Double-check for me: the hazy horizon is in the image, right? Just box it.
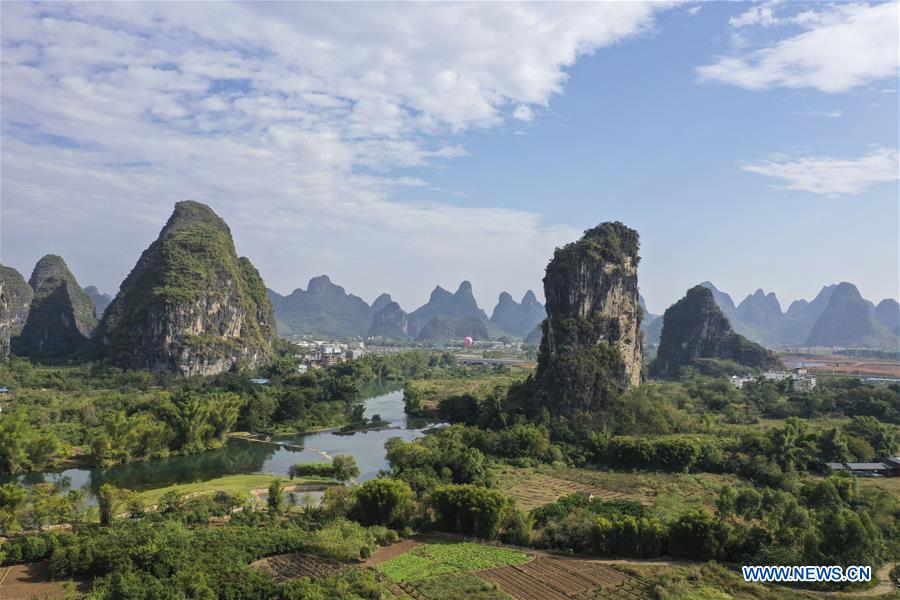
[2,2,898,315]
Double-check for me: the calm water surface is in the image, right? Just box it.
[11,389,428,502]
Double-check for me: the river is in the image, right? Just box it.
[10,389,429,503]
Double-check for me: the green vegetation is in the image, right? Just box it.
[137,474,307,506]
[405,572,513,600]
[0,350,439,475]
[12,254,97,360]
[353,478,416,528]
[288,454,359,483]
[385,366,898,589]
[651,285,783,377]
[376,542,530,582]
[428,485,512,539]
[95,201,276,371]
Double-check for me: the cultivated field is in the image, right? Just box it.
[249,552,349,582]
[375,541,530,582]
[780,353,900,378]
[406,369,531,410]
[478,556,653,600]
[0,562,90,600]
[495,465,740,516]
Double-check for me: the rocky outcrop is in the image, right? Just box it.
[368,301,409,338]
[415,315,489,342]
[270,275,373,338]
[96,201,276,375]
[84,286,113,317]
[406,281,492,338]
[534,222,643,417]
[650,286,783,377]
[0,265,34,356]
[490,290,546,337]
[12,255,96,358]
[806,283,898,349]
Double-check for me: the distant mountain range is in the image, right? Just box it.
[642,281,899,350]
[84,285,113,317]
[268,277,545,342]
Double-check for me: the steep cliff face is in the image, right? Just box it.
[13,255,96,358]
[0,265,34,356]
[368,301,409,338]
[650,286,783,377]
[534,222,643,417]
[96,201,275,375]
[490,290,546,337]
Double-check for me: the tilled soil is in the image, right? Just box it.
[249,552,349,582]
[476,556,651,600]
[0,562,91,600]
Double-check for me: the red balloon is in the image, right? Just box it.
[463,336,474,347]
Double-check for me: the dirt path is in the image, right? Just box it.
[363,538,423,566]
[797,562,898,598]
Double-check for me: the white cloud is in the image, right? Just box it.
[513,104,535,122]
[0,2,669,307]
[742,147,900,195]
[729,1,782,28]
[793,109,843,118]
[699,2,899,93]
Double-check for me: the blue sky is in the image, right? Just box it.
[1,1,898,314]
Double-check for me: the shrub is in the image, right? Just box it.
[308,518,376,561]
[288,462,336,479]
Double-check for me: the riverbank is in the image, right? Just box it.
[7,388,426,505]
[136,473,338,506]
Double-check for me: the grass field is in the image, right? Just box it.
[495,465,741,518]
[375,542,531,582]
[406,369,531,410]
[136,474,333,505]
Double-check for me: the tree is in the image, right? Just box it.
[332,455,360,483]
[66,490,88,531]
[0,411,34,474]
[354,479,415,528]
[668,510,729,561]
[98,483,129,525]
[428,484,511,539]
[267,479,285,515]
[0,483,27,535]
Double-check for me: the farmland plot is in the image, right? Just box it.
[250,552,349,582]
[476,557,652,600]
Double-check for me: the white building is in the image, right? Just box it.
[762,368,816,391]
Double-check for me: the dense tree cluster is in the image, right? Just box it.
[0,351,441,476]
